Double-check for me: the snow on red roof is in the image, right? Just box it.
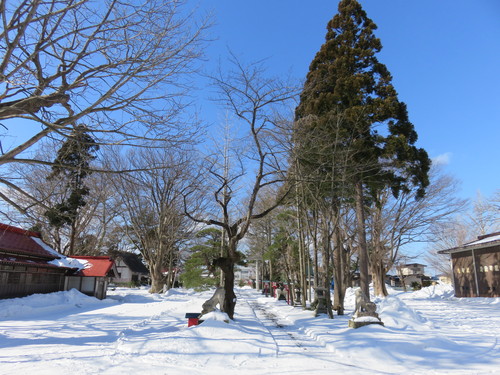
[0,223,57,260]
[0,256,70,270]
[70,256,115,277]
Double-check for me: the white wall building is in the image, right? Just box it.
[235,266,255,286]
[400,263,426,276]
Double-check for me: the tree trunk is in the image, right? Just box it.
[321,222,334,319]
[295,199,307,309]
[68,221,77,255]
[333,226,346,315]
[372,261,388,297]
[166,251,174,290]
[313,238,319,291]
[397,266,408,292]
[149,262,164,293]
[355,180,370,300]
[214,256,237,319]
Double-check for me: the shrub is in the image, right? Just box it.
[411,281,422,290]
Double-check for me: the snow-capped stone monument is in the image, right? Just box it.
[348,288,384,328]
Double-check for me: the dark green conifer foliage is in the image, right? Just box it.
[181,228,223,289]
[44,125,99,231]
[295,0,429,197]
[293,0,431,298]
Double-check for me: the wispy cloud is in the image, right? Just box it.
[432,152,452,166]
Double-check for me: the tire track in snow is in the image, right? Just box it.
[237,289,328,357]
[237,288,396,374]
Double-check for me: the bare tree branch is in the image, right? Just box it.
[0,0,210,200]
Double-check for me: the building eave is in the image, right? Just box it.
[438,239,500,255]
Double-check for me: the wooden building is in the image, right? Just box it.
[0,223,71,299]
[439,232,500,297]
[65,256,117,299]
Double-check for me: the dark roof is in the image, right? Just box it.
[402,263,426,267]
[477,231,500,241]
[114,252,149,274]
[438,233,500,254]
[0,223,58,261]
[70,256,116,277]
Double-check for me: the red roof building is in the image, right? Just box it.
[65,256,117,299]
[0,223,71,299]
[1,224,118,300]
[70,256,116,277]
[0,223,57,260]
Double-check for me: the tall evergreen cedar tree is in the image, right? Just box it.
[294,0,430,298]
[45,125,99,239]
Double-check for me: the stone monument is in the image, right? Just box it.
[348,288,384,328]
[275,283,287,301]
[294,286,302,306]
[201,287,225,315]
[312,287,333,317]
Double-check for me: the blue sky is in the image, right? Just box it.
[197,0,500,201]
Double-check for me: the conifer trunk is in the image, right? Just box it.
[333,225,346,315]
[321,222,334,318]
[355,180,370,300]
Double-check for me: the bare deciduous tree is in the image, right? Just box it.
[184,56,298,319]
[368,166,468,296]
[425,188,500,279]
[112,147,197,293]
[0,0,209,209]
[1,145,121,255]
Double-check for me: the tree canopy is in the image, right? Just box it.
[293,0,431,299]
[295,0,430,200]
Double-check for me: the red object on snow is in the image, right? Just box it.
[185,313,201,327]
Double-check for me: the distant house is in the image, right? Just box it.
[235,265,255,286]
[399,263,426,276]
[386,275,401,287]
[439,232,500,297]
[65,256,118,300]
[394,263,427,288]
[0,223,71,299]
[111,251,149,285]
[436,274,452,284]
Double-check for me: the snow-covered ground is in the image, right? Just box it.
[0,284,498,374]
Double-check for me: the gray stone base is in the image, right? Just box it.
[348,319,384,329]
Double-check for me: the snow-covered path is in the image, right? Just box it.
[236,288,373,373]
[0,285,499,374]
[238,289,396,374]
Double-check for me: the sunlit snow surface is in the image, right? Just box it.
[0,284,498,374]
